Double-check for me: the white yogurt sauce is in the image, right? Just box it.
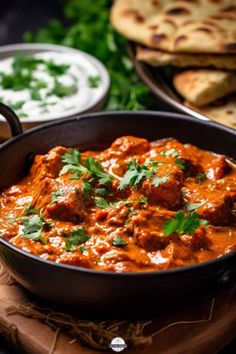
[0,51,105,120]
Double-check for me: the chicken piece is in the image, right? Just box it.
[45,182,86,223]
[185,186,234,226]
[30,146,68,183]
[207,156,231,180]
[163,242,198,267]
[141,165,184,208]
[0,222,19,240]
[32,177,86,222]
[106,204,130,227]
[181,227,211,251]
[107,136,150,158]
[151,139,203,176]
[132,209,175,251]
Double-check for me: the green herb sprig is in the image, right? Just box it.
[64,227,90,251]
[163,211,208,237]
[22,214,51,243]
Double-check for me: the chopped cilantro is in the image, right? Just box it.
[62,148,81,165]
[196,172,207,184]
[186,201,205,212]
[95,197,111,209]
[88,75,101,88]
[175,158,187,172]
[163,211,208,237]
[51,80,77,97]
[112,236,127,247]
[161,149,179,158]
[45,60,70,76]
[64,227,90,251]
[50,189,64,205]
[82,181,93,199]
[119,158,154,190]
[151,175,170,187]
[22,204,39,215]
[85,157,113,185]
[22,214,51,243]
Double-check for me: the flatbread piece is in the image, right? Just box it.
[185,96,236,129]
[173,69,236,106]
[111,0,236,54]
[136,46,236,70]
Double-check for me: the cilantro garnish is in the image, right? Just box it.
[175,158,187,172]
[22,204,39,216]
[85,157,113,185]
[161,149,179,158]
[50,188,64,205]
[95,198,111,209]
[196,172,207,184]
[45,61,70,76]
[186,201,205,212]
[88,75,101,88]
[163,211,208,237]
[64,227,90,251]
[82,181,93,199]
[151,175,170,187]
[22,214,51,243]
[51,80,77,97]
[112,236,128,247]
[94,187,111,197]
[118,158,154,190]
[60,148,88,178]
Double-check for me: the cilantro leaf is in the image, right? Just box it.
[88,75,101,88]
[85,157,113,185]
[82,181,93,199]
[196,172,207,184]
[163,211,207,237]
[112,236,128,247]
[161,149,179,158]
[124,197,147,205]
[50,188,64,205]
[186,201,205,211]
[119,158,154,190]
[22,204,39,216]
[95,197,111,209]
[51,80,77,97]
[94,187,111,196]
[22,214,50,243]
[151,175,169,187]
[64,227,90,251]
[62,148,81,165]
[175,158,187,172]
[45,60,70,76]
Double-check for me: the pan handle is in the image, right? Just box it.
[0,102,23,137]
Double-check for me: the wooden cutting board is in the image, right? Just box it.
[0,262,236,354]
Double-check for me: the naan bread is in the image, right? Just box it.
[185,96,236,129]
[111,0,236,54]
[173,69,236,106]
[136,46,236,70]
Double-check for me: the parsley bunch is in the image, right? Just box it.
[24,0,154,110]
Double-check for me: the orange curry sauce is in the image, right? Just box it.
[0,136,236,272]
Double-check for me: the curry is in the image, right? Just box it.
[0,136,235,272]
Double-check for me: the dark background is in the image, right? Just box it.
[0,1,235,353]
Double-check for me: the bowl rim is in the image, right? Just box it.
[0,110,235,277]
[0,43,110,123]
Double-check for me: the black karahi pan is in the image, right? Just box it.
[0,103,235,315]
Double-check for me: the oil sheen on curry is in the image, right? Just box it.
[0,136,236,272]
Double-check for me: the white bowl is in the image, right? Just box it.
[0,43,110,139]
